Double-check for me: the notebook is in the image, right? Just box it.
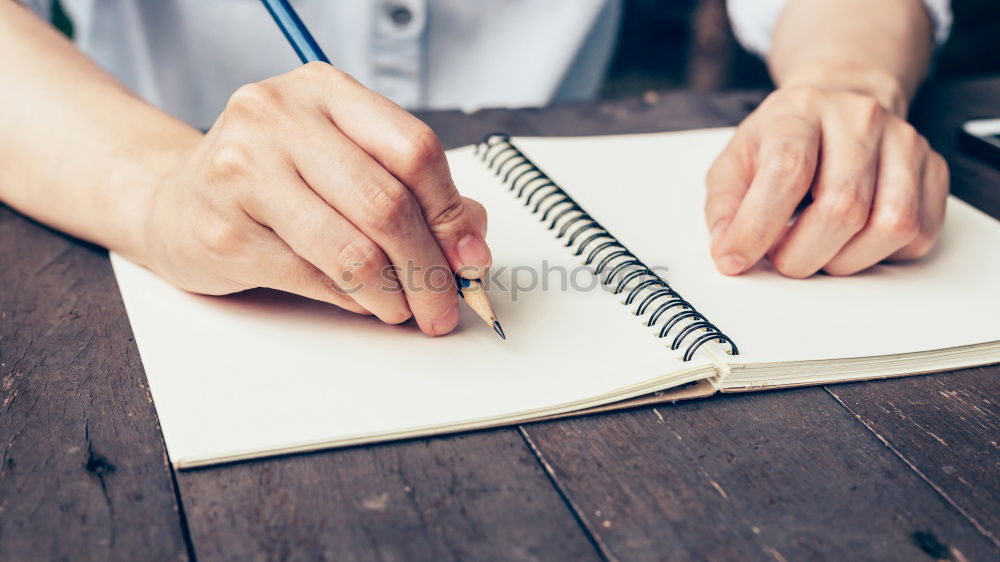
[110,128,1000,468]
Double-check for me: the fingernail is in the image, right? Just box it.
[456,233,491,276]
[716,254,747,276]
[431,303,459,335]
[710,219,730,245]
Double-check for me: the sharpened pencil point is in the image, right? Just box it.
[493,321,506,340]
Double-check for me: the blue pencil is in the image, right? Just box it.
[260,0,330,64]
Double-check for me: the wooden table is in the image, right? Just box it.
[2,77,998,562]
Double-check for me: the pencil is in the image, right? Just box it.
[260,0,330,64]
[456,275,506,340]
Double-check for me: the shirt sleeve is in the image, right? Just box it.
[14,0,52,20]
[727,0,953,58]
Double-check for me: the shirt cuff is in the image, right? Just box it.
[727,0,953,58]
[14,0,51,20]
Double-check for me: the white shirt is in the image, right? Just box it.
[20,0,951,130]
[727,0,952,57]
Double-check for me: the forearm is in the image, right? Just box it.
[0,1,200,258]
[767,0,935,116]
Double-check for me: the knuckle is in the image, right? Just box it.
[765,142,810,185]
[321,64,358,87]
[928,149,947,169]
[463,197,486,221]
[728,222,770,255]
[368,181,417,227]
[206,143,251,182]
[876,205,920,242]
[926,151,950,191]
[398,125,444,173]
[423,265,455,296]
[421,287,460,318]
[895,121,925,152]
[198,217,244,255]
[426,195,467,232]
[783,85,823,111]
[900,232,938,260]
[226,82,279,120]
[295,61,358,90]
[820,188,869,230]
[464,197,488,233]
[335,236,382,278]
[298,60,332,80]
[850,95,885,129]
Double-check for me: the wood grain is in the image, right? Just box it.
[0,211,190,561]
[177,430,601,562]
[522,386,999,561]
[826,368,1000,546]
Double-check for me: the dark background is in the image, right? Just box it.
[602,0,1000,96]
[51,0,1000,97]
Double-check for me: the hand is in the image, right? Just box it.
[138,62,490,335]
[705,85,948,278]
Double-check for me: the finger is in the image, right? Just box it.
[704,131,755,246]
[253,233,372,316]
[241,170,412,325]
[463,196,488,238]
[291,122,459,336]
[892,148,949,261]
[822,123,925,275]
[711,114,820,275]
[298,64,492,278]
[767,104,883,278]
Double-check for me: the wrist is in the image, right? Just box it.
[105,130,200,264]
[777,62,910,117]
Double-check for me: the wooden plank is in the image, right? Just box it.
[521,387,999,561]
[826,368,1000,546]
[177,430,602,561]
[0,208,190,561]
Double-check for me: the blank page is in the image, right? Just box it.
[112,145,710,468]
[512,130,1000,367]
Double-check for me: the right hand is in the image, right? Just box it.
[137,62,491,336]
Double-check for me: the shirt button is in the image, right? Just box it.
[388,4,413,27]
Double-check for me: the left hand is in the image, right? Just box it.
[704,85,949,278]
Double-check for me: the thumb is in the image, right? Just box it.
[463,196,488,238]
[423,189,492,280]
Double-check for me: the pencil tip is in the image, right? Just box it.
[493,321,506,340]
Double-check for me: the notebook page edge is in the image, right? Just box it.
[172,363,715,469]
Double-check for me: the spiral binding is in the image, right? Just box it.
[476,133,738,362]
